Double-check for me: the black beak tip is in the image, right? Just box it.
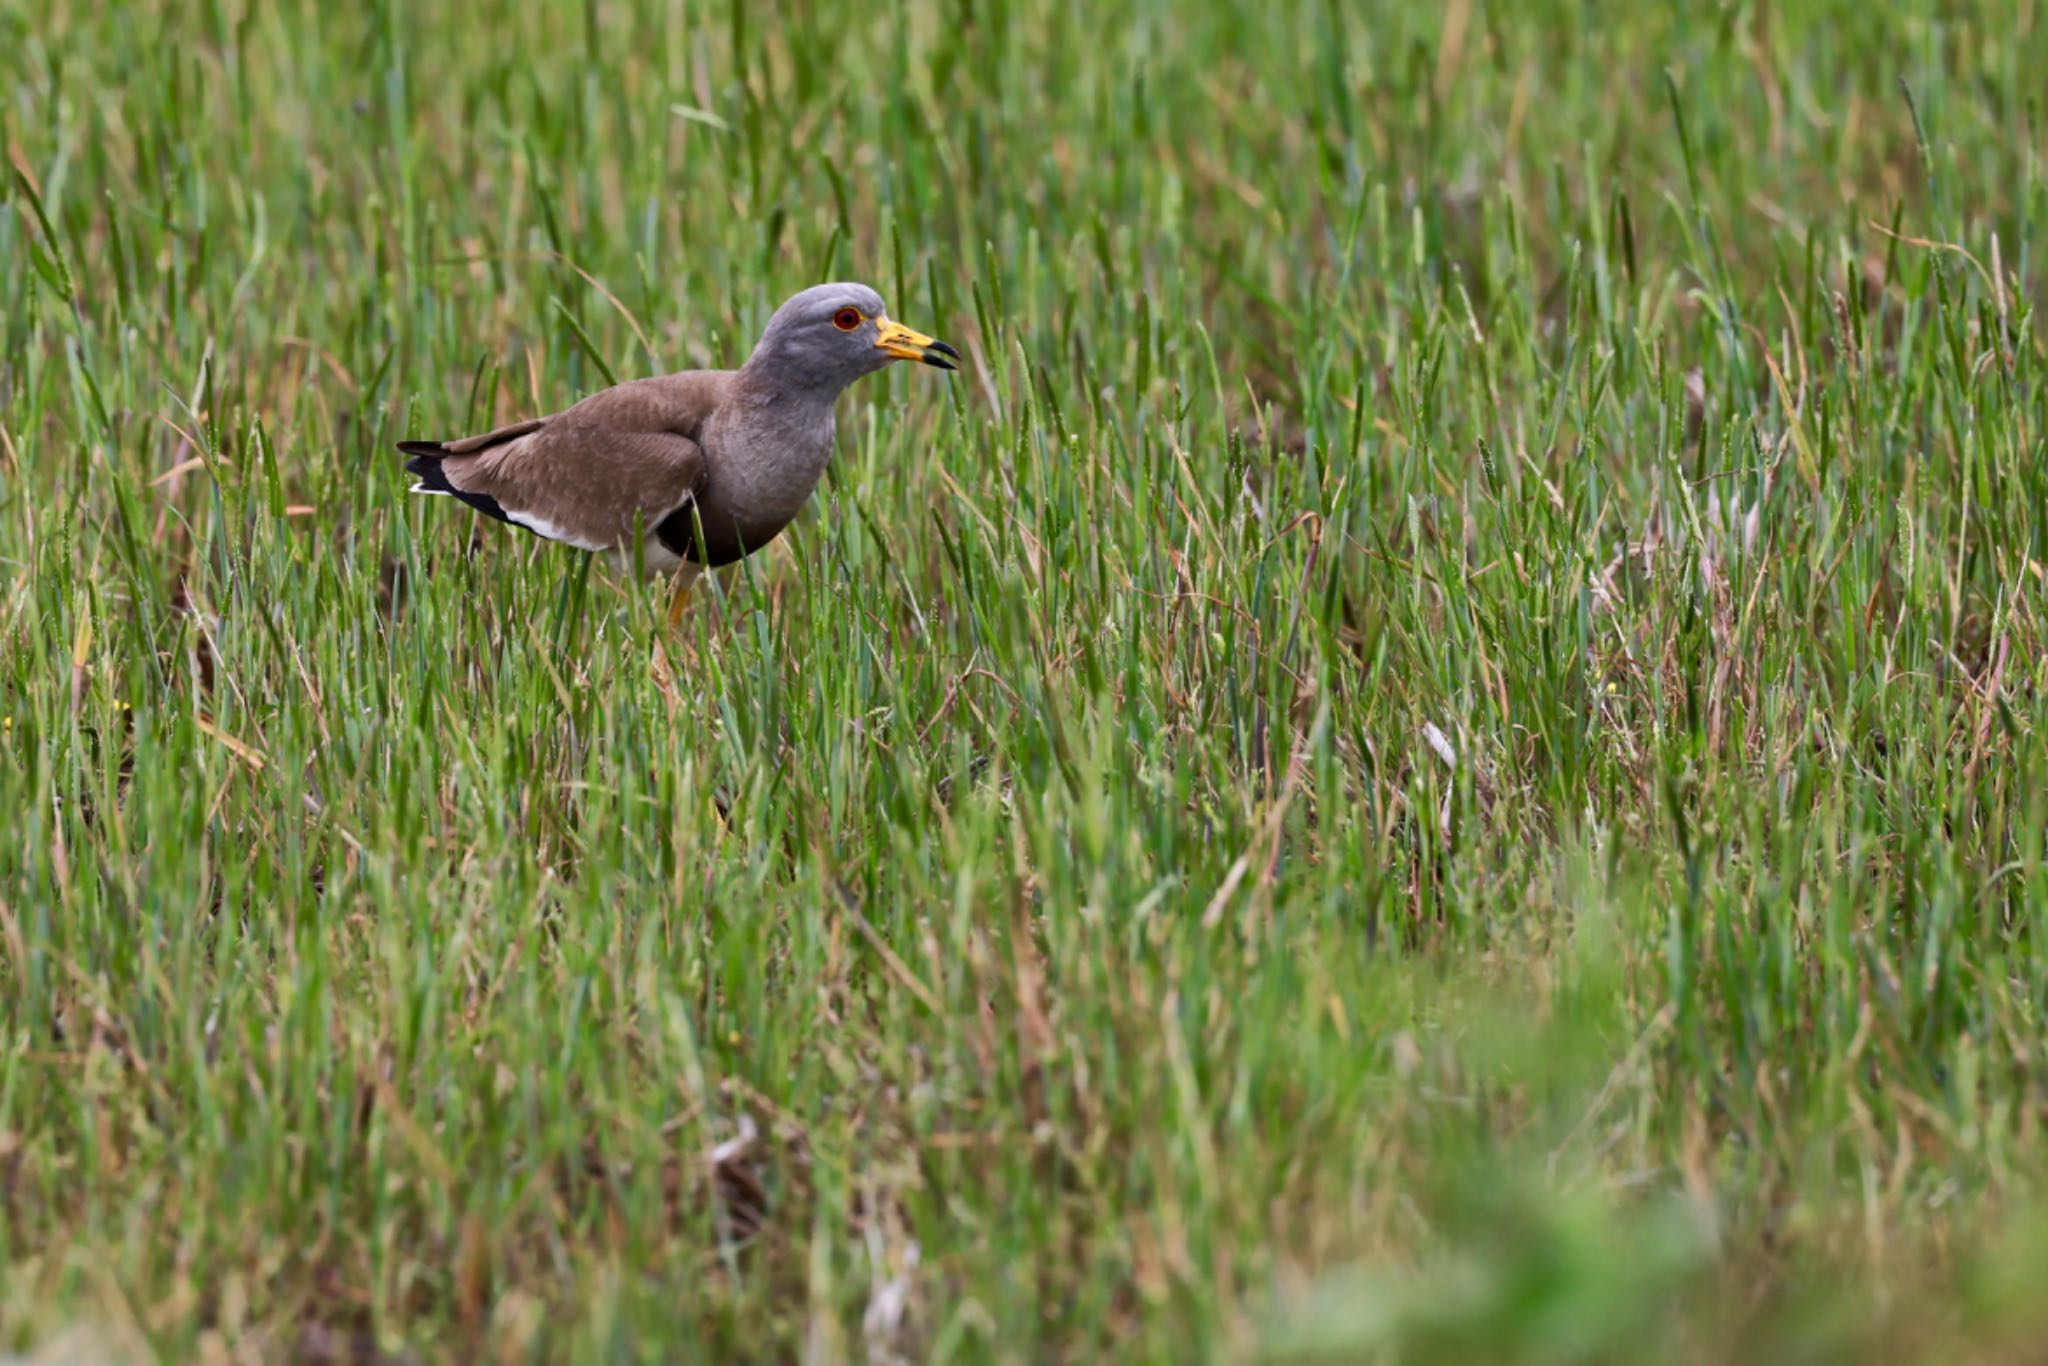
[921,342,960,371]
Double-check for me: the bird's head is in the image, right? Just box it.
[746,282,959,392]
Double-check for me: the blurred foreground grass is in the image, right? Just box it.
[5,0,2048,1359]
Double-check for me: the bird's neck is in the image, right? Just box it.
[731,357,841,410]
[708,367,842,523]
[734,328,855,402]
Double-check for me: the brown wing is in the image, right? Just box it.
[414,373,726,552]
[441,417,545,455]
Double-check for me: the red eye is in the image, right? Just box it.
[833,307,862,332]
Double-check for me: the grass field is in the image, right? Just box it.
[5,0,2048,1359]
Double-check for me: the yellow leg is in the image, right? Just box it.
[666,575,693,629]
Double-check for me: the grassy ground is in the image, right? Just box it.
[4,0,2048,1359]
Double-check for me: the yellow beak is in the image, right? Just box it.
[873,318,961,370]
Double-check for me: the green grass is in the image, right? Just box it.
[5,0,2048,1359]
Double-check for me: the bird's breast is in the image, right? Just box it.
[701,410,836,528]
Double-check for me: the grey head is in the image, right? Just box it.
[739,282,959,396]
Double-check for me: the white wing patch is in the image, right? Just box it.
[505,510,608,552]
[615,539,691,579]
[408,483,451,497]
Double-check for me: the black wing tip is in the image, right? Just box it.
[406,454,512,525]
[404,453,451,489]
[397,439,446,457]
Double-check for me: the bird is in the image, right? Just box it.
[399,282,957,619]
